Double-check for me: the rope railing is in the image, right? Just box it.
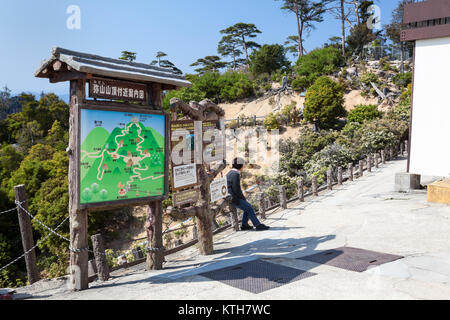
[0,200,27,216]
[0,215,70,272]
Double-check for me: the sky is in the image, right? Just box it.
[0,0,398,97]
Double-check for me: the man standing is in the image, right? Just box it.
[226,158,270,231]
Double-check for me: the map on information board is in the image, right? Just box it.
[80,109,166,205]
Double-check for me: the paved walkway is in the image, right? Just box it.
[16,158,450,300]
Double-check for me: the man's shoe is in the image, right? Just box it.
[255,224,270,231]
[241,225,254,231]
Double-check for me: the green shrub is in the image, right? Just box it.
[347,104,382,124]
[293,47,343,91]
[304,76,346,129]
[342,121,363,139]
[360,72,379,86]
[352,118,408,156]
[305,143,355,183]
[163,71,255,107]
[249,44,290,76]
[393,72,412,89]
[263,113,280,130]
[279,128,339,177]
[217,72,255,101]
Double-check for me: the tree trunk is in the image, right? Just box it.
[295,4,304,57]
[242,35,249,69]
[341,0,346,55]
[353,0,361,25]
[196,212,214,255]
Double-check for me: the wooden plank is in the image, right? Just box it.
[88,77,147,102]
[50,70,85,83]
[69,79,89,291]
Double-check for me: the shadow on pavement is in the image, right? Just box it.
[89,233,336,290]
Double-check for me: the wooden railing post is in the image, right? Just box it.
[132,247,144,261]
[405,140,409,155]
[348,163,354,182]
[327,168,333,190]
[146,201,164,270]
[91,234,110,281]
[338,167,343,186]
[258,192,266,220]
[381,150,386,164]
[14,185,39,285]
[359,160,364,178]
[230,205,240,231]
[312,176,318,196]
[400,142,404,156]
[193,225,198,239]
[389,147,394,161]
[374,153,379,169]
[367,154,372,173]
[297,179,305,202]
[279,185,287,209]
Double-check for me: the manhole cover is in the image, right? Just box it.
[297,247,403,272]
[200,259,316,294]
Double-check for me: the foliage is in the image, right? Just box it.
[119,51,136,62]
[360,72,379,86]
[217,72,255,101]
[220,23,262,66]
[0,92,126,287]
[263,113,281,130]
[276,0,328,57]
[218,35,244,71]
[279,127,339,177]
[303,76,346,129]
[347,104,382,124]
[163,71,255,107]
[346,23,378,56]
[292,47,343,92]
[352,118,408,156]
[150,51,183,74]
[393,72,412,89]
[249,44,290,76]
[190,56,227,74]
[305,143,355,185]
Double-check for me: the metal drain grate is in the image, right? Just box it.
[297,247,403,272]
[200,259,316,294]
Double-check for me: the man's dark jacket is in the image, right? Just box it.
[226,169,246,206]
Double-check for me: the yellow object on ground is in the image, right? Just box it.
[428,179,450,205]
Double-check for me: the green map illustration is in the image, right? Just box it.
[80,109,165,205]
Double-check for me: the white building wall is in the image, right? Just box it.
[409,36,450,177]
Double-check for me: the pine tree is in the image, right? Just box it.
[218,35,243,71]
[220,23,261,68]
[190,56,227,74]
[276,0,328,57]
[119,51,137,62]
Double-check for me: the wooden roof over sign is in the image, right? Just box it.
[402,0,450,41]
[35,47,192,89]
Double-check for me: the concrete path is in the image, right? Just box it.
[16,158,450,300]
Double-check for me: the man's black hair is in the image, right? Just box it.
[232,157,244,170]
